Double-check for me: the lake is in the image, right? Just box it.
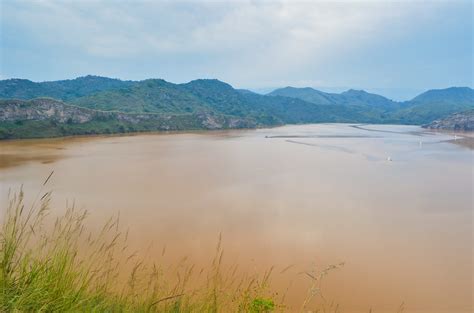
[0,124,472,313]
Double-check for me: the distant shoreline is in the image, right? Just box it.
[0,122,411,142]
[1,122,472,144]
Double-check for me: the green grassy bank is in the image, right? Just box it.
[0,181,342,312]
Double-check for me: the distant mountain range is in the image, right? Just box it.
[268,86,474,124]
[0,75,472,139]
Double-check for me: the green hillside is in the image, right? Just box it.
[0,75,135,101]
[0,76,472,139]
[268,87,335,105]
[71,79,210,114]
[268,86,473,124]
[391,87,474,124]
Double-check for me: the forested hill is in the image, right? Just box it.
[0,76,136,101]
[0,76,472,139]
[269,86,474,124]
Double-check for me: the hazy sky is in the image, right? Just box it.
[1,0,472,100]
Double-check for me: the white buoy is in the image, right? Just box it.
[454,135,458,141]
[419,141,423,147]
[387,156,392,162]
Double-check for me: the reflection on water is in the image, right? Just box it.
[0,124,472,313]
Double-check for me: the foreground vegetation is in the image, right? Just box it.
[0,179,343,312]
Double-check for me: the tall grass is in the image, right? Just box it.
[0,177,344,312]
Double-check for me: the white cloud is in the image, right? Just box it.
[1,0,470,91]
[3,1,440,56]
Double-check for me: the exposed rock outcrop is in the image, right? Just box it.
[0,98,258,138]
[0,98,109,123]
[423,110,474,131]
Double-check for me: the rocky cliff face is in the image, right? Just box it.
[0,98,260,139]
[0,98,107,123]
[0,98,257,131]
[423,110,474,131]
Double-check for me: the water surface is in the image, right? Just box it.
[0,124,472,313]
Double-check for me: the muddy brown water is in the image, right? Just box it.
[0,124,472,313]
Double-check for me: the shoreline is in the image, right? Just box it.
[0,121,428,142]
